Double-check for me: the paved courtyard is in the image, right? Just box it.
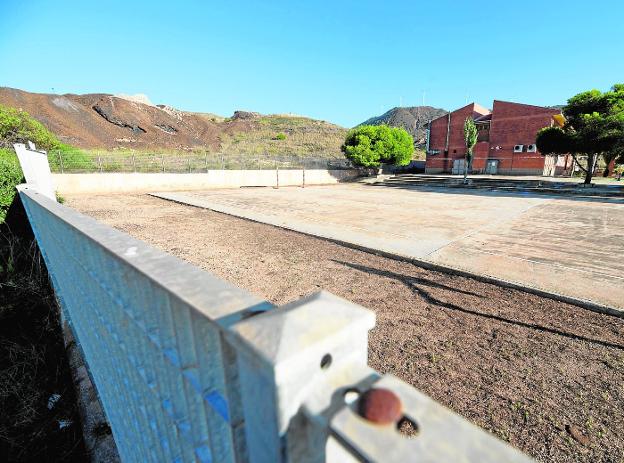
[154,184,624,312]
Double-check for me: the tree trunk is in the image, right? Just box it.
[584,154,595,184]
[463,152,470,184]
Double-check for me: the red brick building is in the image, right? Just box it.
[425,100,571,175]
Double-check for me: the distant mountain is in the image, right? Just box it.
[0,87,346,155]
[359,106,448,146]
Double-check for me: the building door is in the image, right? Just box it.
[452,159,465,175]
[485,160,499,175]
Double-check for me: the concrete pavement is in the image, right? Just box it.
[153,184,624,314]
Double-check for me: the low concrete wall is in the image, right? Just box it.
[52,169,360,194]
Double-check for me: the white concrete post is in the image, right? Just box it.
[226,292,375,462]
[14,142,57,201]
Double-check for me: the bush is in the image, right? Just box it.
[0,104,80,220]
[274,132,287,140]
[0,104,63,151]
[341,125,413,167]
[0,149,23,223]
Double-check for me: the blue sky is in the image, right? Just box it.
[1,0,623,127]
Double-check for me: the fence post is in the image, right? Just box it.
[188,157,192,173]
[132,154,136,173]
[98,154,102,173]
[59,151,64,173]
[275,160,279,189]
[205,152,209,173]
[221,154,225,170]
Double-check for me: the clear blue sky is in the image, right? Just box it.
[1,0,623,127]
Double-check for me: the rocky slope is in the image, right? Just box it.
[0,87,346,154]
[360,106,447,146]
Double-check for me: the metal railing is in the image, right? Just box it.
[47,151,354,174]
[18,185,532,462]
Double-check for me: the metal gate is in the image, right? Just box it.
[485,160,499,175]
[452,159,465,175]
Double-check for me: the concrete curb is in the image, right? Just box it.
[151,192,624,320]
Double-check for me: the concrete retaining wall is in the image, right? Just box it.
[52,169,361,194]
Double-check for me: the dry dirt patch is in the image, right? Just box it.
[67,193,624,463]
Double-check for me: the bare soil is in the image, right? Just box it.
[67,193,624,463]
[0,87,346,153]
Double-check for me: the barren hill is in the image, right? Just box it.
[0,87,346,155]
[360,106,448,146]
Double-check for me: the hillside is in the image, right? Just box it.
[360,106,447,146]
[0,87,346,156]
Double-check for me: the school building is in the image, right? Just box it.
[425,100,572,176]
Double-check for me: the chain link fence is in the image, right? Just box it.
[48,150,354,174]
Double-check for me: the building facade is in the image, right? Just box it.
[426,100,571,176]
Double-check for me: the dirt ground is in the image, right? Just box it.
[66,193,624,463]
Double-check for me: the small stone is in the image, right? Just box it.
[566,424,590,446]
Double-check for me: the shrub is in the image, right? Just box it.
[0,149,23,222]
[0,104,63,151]
[274,132,287,140]
[341,125,413,167]
[0,104,80,220]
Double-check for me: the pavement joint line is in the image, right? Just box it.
[464,247,624,280]
[422,198,548,259]
[150,192,624,319]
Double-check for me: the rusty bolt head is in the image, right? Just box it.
[358,388,403,425]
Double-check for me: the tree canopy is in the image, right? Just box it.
[341,125,413,168]
[462,117,478,182]
[535,84,624,183]
[463,117,478,157]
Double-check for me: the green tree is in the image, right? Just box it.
[536,84,624,184]
[341,125,413,168]
[463,117,478,183]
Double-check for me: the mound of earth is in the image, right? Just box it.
[0,87,346,153]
